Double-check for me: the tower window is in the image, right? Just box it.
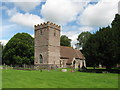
[40,30,42,35]
[60,60,62,67]
[54,30,56,36]
[40,54,43,63]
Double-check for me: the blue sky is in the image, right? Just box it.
[0,0,119,47]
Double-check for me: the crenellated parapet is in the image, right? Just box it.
[34,21,61,30]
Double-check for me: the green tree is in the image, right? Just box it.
[76,32,91,50]
[83,14,120,69]
[83,34,99,68]
[95,26,114,69]
[60,35,71,47]
[2,33,34,65]
[111,14,120,64]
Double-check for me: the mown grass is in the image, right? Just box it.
[2,69,118,88]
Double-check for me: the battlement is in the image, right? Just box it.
[34,21,61,30]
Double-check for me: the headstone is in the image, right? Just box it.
[0,67,2,69]
[61,69,67,72]
[23,64,25,69]
[99,64,102,68]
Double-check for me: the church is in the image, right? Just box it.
[34,21,86,68]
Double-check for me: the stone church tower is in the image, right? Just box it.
[34,21,60,65]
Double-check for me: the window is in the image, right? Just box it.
[40,30,42,35]
[60,60,62,67]
[73,60,76,64]
[54,30,56,36]
[40,54,43,63]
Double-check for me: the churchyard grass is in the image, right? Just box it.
[2,69,118,88]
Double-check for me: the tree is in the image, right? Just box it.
[111,14,120,64]
[83,34,99,68]
[76,32,91,50]
[83,14,120,69]
[2,33,34,66]
[95,26,114,69]
[60,35,71,47]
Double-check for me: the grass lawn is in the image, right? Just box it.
[2,69,119,88]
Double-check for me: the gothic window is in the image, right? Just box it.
[73,60,76,68]
[40,30,42,35]
[60,60,62,67]
[73,60,76,64]
[40,54,43,63]
[54,30,56,36]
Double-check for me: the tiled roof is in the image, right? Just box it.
[60,46,85,64]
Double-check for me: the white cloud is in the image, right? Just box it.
[61,25,94,48]
[79,26,94,32]
[3,0,43,12]
[0,6,8,10]
[6,8,17,16]
[118,1,120,14]
[2,0,45,2]
[61,31,79,48]
[41,0,84,25]
[5,7,44,27]
[10,13,44,27]
[1,24,17,30]
[13,1,40,12]
[0,24,17,37]
[31,34,34,38]
[79,0,119,27]
[0,40,8,46]
[0,24,18,41]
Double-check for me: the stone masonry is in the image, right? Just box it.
[34,21,60,65]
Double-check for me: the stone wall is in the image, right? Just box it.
[34,22,60,65]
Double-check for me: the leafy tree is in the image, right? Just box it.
[83,14,120,69]
[83,34,99,68]
[60,35,71,47]
[2,33,34,65]
[111,14,120,64]
[76,32,91,50]
[95,26,114,69]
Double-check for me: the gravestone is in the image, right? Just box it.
[61,69,67,72]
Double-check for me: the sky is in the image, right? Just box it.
[0,0,119,47]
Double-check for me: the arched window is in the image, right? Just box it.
[73,60,76,68]
[40,30,42,35]
[40,54,43,63]
[60,60,62,67]
[54,30,56,36]
[73,60,76,64]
